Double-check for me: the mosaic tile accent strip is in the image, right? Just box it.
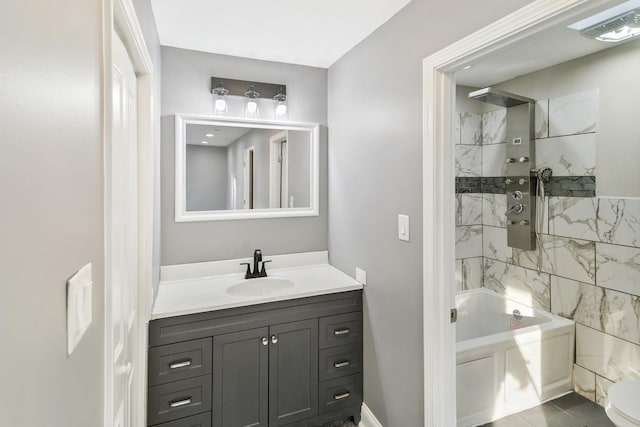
[455,176,596,197]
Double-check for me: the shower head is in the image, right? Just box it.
[468,87,535,107]
[537,167,553,183]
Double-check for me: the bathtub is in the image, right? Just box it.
[455,288,575,427]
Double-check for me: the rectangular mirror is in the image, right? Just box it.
[175,114,319,221]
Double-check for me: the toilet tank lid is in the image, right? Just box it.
[609,380,640,422]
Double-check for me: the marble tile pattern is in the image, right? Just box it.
[595,375,613,407]
[536,134,596,176]
[597,198,640,248]
[596,242,640,296]
[482,108,506,145]
[573,364,596,402]
[483,258,551,311]
[548,197,598,241]
[481,143,507,177]
[455,225,482,259]
[483,225,512,263]
[512,235,596,284]
[551,275,640,344]
[576,324,640,383]
[455,194,462,227]
[454,113,461,145]
[535,99,549,139]
[462,257,483,290]
[455,145,482,177]
[460,112,482,145]
[482,194,507,228]
[460,194,483,226]
[548,89,598,137]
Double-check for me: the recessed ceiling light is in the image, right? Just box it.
[201,141,208,144]
[463,65,472,70]
[206,133,214,137]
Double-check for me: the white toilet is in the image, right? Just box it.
[605,380,640,427]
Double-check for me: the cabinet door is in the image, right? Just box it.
[213,327,269,427]
[269,319,319,426]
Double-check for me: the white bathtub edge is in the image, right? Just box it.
[360,403,384,427]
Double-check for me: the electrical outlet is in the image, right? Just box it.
[355,267,367,285]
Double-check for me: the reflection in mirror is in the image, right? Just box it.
[175,115,319,221]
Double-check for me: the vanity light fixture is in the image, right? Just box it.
[569,0,640,43]
[212,81,229,114]
[244,85,260,118]
[210,77,287,119]
[274,87,288,118]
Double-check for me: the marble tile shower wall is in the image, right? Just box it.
[455,89,640,406]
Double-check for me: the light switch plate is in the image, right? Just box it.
[398,214,410,241]
[67,263,93,355]
[355,267,367,285]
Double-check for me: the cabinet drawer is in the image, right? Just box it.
[149,338,212,386]
[318,374,363,414]
[153,412,211,427]
[319,344,362,381]
[148,375,212,425]
[318,312,362,349]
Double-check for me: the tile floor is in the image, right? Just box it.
[480,393,615,427]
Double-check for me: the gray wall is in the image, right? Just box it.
[493,38,640,197]
[132,0,163,302]
[327,0,533,424]
[0,1,105,426]
[161,47,328,264]
[186,145,228,211]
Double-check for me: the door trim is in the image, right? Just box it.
[421,0,608,425]
[104,0,154,426]
[269,130,288,208]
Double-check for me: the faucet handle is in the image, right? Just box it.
[259,260,272,277]
[240,262,252,279]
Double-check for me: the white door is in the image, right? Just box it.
[109,31,139,427]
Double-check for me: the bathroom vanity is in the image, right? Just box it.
[147,255,363,427]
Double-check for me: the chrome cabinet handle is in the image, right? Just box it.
[169,359,192,369]
[334,360,351,368]
[262,337,268,346]
[271,335,278,344]
[333,328,350,336]
[169,398,192,408]
[334,392,350,400]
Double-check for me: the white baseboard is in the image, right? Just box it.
[360,403,383,427]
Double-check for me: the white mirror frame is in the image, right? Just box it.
[175,113,320,222]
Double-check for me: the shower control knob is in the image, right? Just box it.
[513,191,523,200]
[519,220,530,226]
[518,178,527,185]
[505,178,513,185]
[505,203,524,216]
[505,158,516,163]
[518,157,529,163]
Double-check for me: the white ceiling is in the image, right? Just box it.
[456,0,636,87]
[186,124,251,147]
[150,0,412,68]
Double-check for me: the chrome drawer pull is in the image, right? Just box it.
[169,398,192,408]
[334,360,351,368]
[333,328,350,336]
[334,392,350,400]
[169,359,192,369]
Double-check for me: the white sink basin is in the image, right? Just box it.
[226,277,295,297]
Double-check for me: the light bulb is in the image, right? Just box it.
[214,97,227,113]
[275,102,287,118]
[246,100,258,115]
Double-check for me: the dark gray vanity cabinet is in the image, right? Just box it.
[147,290,363,427]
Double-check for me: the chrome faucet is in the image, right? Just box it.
[240,249,271,279]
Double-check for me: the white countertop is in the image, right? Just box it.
[152,263,363,320]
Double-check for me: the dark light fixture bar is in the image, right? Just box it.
[210,77,286,99]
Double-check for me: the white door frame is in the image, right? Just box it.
[269,130,289,208]
[243,145,256,209]
[421,0,610,424]
[104,0,154,426]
